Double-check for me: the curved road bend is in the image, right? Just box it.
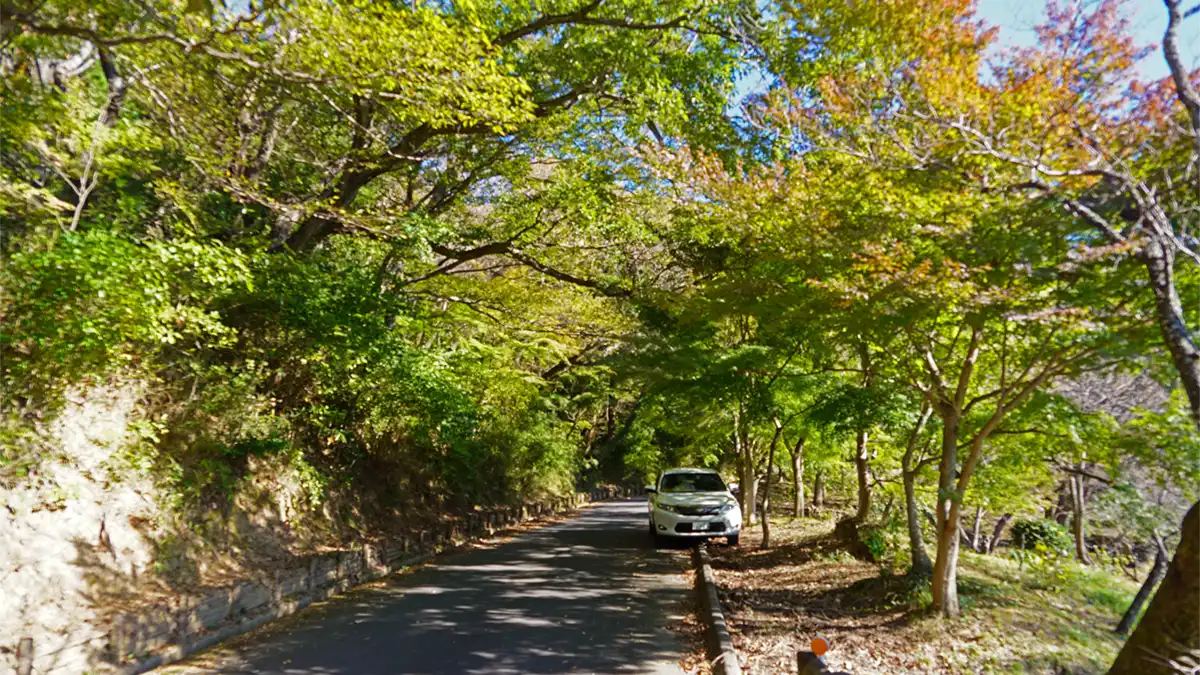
[161,499,693,675]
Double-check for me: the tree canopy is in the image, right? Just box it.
[2,0,1198,671]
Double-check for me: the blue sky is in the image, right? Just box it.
[730,0,1198,106]
[977,0,1200,80]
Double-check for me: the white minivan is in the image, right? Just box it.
[646,468,742,546]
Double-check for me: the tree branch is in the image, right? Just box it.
[428,241,632,297]
[953,326,982,411]
[492,0,691,48]
[1050,461,1114,485]
[1163,0,1200,204]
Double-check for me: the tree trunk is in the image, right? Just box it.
[741,435,758,527]
[904,466,932,578]
[1115,535,1170,637]
[791,437,806,518]
[734,401,753,523]
[734,407,749,521]
[1106,501,1199,674]
[971,506,985,553]
[813,470,825,509]
[733,433,745,516]
[760,480,771,547]
[1099,17,1200,667]
[1139,236,1200,427]
[761,420,783,549]
[1070,472,1092,564]
[932,411,962,617]
[987,513,1013,554]
[854,429,871,522]
[903,402,933,577]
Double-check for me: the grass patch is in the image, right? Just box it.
[1083,586,1132,614]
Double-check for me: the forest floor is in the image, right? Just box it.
[708,516,1142,674]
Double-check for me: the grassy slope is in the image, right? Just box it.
[708,517,1141,674]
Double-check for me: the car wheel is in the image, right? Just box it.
[727,533,739,546]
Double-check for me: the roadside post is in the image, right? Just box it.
[797,635,850,674]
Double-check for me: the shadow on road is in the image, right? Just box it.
[175,499,689,675]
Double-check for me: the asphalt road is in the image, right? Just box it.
[164,499,692,675]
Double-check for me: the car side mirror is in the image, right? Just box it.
[729,484,740,496]
[645,485,656,494]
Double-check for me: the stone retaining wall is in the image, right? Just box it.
[11,487,633,675]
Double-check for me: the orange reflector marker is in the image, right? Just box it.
[811,634,830,657]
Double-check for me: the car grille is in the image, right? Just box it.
[675,504,724,516]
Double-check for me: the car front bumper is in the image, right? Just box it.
[651,507,741,538]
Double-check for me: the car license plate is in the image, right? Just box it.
[702,521,718,531]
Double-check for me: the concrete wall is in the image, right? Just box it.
[7,487,631,675]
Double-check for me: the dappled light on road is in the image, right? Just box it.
[162,500,689,675]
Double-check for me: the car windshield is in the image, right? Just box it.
[659,473,726,493]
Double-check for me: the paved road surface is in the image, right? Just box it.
[164,499,692,675]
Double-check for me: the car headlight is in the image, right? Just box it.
[718,502,736,513]
[657,502,681,514]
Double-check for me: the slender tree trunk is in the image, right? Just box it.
[971,506,985,553]
[854,429,871,522]
[904,466,932,578]
[734,407,748,520]
[813,470,825,509]
[987,513,1013,554]
[932,411,962,617]
[761,420,783,549]
[1115,535,1170,637]
[1106,501,1199,674]
[744,471,758,526]
[902,402,933,578]
[933,357,1005,619]
[742,435,758,526]
[791,437,806,518]
[853,342,874,523]
[1070,472,1092,564]
[760,482,771,547]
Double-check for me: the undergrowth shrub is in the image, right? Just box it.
[859,523,889,562]
[1011,518,1074,554]
[1,230,250,408]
